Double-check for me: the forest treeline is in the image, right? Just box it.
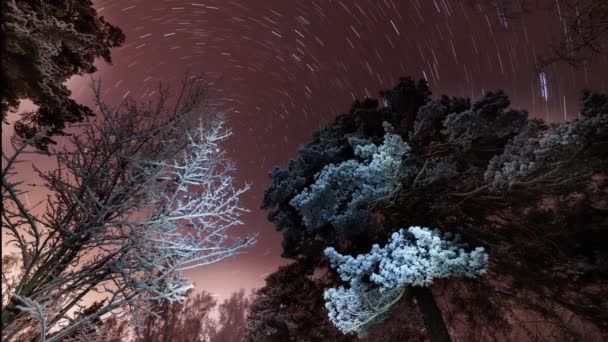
[87,289,252,342]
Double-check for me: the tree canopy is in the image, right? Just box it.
[2,0,125,148]
[252,76,608,340]
[1,78,255,341]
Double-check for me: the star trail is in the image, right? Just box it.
[61,0,607,301]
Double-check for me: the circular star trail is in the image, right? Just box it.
[65,0,607,301]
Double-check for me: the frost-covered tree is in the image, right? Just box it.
[262,78,433,259]
[1,77,255,341]
[91,288,251,342]
[130,289,217,342]
[290,122,414,236]
[260,76,607,340]
[261,124,354,258]
[324,227,488,336]
[441,90,528,150]
[208,290,253,342]
[485,92,608,189]
[2,0,125,148]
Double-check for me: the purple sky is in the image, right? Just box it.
[12,0,608,302]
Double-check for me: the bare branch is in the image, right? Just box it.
[1,76,255,341]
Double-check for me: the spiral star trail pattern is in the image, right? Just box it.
[61,0,606,301]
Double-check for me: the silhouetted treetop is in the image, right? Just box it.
[2,0,125,148]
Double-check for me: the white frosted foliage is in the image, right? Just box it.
[1,80,255,342]
[324,226,488,335]
[289,122,413,235]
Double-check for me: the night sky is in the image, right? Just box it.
[16,0,608,302]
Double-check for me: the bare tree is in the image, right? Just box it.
[132,289,217,342]
[208,289,252,342]
[1,77,256,341]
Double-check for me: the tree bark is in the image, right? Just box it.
[413,286,452,342]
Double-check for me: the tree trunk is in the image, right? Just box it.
[412,287,452,342]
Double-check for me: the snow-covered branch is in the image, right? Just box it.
[1,77,255,341]
[324,226,488,336]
